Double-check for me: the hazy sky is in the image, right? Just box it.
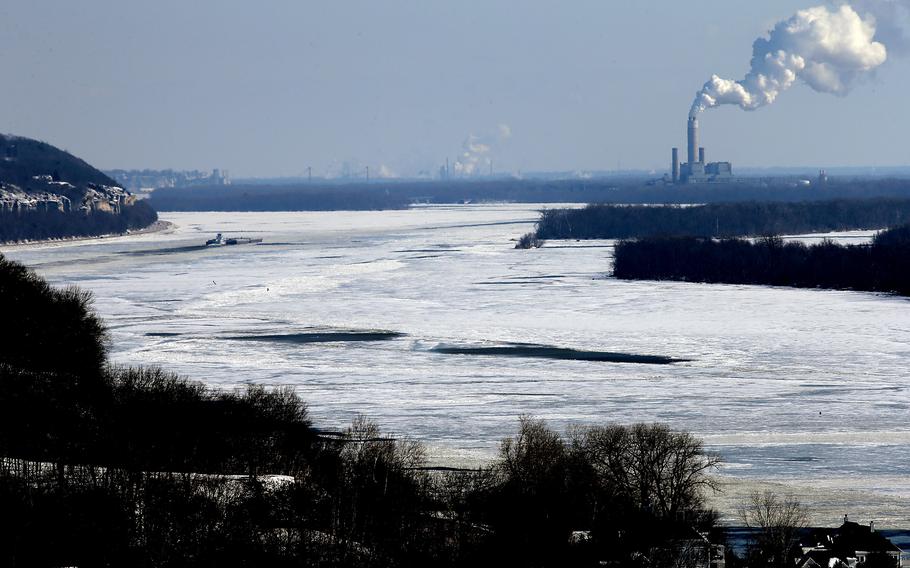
[2,1,908,177]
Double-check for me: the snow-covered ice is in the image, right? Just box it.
[5,204,909,520]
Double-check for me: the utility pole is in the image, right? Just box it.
[365,166,369,182]
[307,166,312,182]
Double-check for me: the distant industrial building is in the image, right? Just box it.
[671,116,733,183]
[105,168,230,192]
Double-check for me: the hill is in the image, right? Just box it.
[0,134,157,242]
[0,134,117,188]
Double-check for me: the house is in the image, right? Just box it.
[796,516,903,568]
[646,527,725,568]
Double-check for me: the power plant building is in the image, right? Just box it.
[671,116,733,183]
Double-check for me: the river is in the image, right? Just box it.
[4,204,909,526]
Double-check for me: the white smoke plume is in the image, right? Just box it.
[850,0,910,53]
[453,124,511,176]
[690,3,888,117]
[376,164,397,179]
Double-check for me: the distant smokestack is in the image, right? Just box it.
[699,147,705,163]
[671,148,680,183]
[687,116,698,165]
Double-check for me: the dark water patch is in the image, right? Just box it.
[408,466,476,472]
[803,384,904,397]
[422,219,537,230]
[433,344,686,365]
[488,392,562,397]
[474,281,552,286]
[503,274,567,280]
[145,332,182,337]
[539,244,615,249]
[315,255,344,259]
[395,248,463,253]
[478,275,568,285]
[121,245,209,257]
[224,331,405,344]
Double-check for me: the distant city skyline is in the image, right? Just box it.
[2,1,909,177]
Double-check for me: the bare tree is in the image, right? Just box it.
[739,491,809,568]
[580,423,720,519]
[499,416,567,487]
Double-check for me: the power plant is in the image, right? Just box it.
[671,116,733,183]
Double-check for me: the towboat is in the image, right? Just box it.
[205,233,262,247]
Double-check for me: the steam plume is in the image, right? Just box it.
[851,0,910,54]
[453,124,511,176]
[690,4,887,117]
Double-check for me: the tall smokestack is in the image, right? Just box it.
[671,148,680,183]
[699,147,705,163]
[687,116,698,165]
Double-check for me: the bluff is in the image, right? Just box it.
[0,134,157,242]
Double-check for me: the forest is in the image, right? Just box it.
[612,224,910,296]
[533,198,910,241]
[0,252,743,567]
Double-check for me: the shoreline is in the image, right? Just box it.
[0,219,175,250]
[423,447,910,530]
[708,475,910,529]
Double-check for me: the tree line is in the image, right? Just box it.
[533,199,910,241]
[612,224,910,296]
[153,177,910,211]
[149,184,412,211]
[0,200,158,243]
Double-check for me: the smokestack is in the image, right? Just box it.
[699,147,705,163]
[687,116,698,165]
[671,148,680,183]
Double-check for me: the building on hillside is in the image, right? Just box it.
[795,517,903,567]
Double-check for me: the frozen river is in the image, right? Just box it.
[4,205,910,523]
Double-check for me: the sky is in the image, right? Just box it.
[1,1,909,178]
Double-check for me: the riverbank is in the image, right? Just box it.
[709,475,910,530]
[423,446,910,530]
[0,219,174,250]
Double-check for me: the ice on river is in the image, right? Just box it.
[4,205,909,521]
